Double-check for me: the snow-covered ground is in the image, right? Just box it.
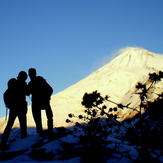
[1,119,163,163]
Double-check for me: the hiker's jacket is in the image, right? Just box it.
[28,76,53,104]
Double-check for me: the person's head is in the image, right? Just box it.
[8,78,17,89]
[28,68,37,79]
[17,71,28,81]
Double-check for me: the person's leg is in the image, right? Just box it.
[18,112,27,138]
[32,103,43,133]
[1,110,16,147]
[45,103,53,132]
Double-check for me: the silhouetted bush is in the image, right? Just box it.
[64,71,163,162]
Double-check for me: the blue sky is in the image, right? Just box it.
[0,0,163,118]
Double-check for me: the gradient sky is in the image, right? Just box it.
[0,0,163,118]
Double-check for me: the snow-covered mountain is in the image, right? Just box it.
[50,47,163,125]
[1,47,163,162]
[1,47,163,132]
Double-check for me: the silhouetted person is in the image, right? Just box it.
[28,68,53,133]
[1,71,29,150]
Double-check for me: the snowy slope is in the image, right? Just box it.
[48,47,163,124]
[1,47,163,130]
[1,47,163,162]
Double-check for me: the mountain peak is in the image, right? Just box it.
[120,47,156,58]
[109,47,161,70]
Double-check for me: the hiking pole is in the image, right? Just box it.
[5,107,8,121]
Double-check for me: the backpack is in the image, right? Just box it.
[3,78,19,109]
[36,76,53,99]
[4,89,19,109]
